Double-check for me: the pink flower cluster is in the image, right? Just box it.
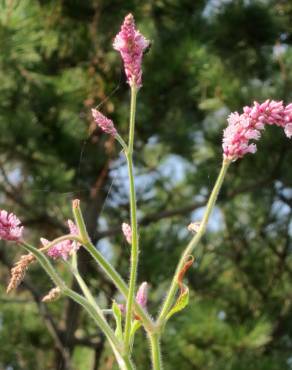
[0,210,23,241]
[122,222,132,244]
[223,100,292,160]
[42,220,81,260]
[113,13,149,88]
[92,109,117,136]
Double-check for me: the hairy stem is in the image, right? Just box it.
[72,199,155,332]
[124,85,139,350]
[128,86,137,155]
[157,159,231,325]
[66,253,106,322]
[21,242,121,351]
[115,353,136,370]
[149,333,163,370]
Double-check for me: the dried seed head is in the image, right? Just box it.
[42,287,61,303]
[6,254,35,293]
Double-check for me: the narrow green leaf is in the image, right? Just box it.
[165,255,193,322]
[165,286,189,321]
[129,320,142,350]
[112,301,123,341]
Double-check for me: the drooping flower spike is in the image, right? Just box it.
[0,210,23,241]
[42,287,61,303]
[91,109,117,136]
[42,219,81,260]
[223,100,292,161]
[113,13,149,88]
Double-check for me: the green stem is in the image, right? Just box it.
[21,241,66,288]
[114,354,135,370]
[128,86,137,155]
[124,85,139,350]
[63,287,121,351]
[66,254,105,320]
[22,242,121,351]
[157,159,231,325]
[72,200,155,332]
[116,133,128,151]
[149,333,163,370]
[67,258,123,353]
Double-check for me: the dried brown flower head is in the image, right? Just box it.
[42,287,61,303]
[6,254,35,293]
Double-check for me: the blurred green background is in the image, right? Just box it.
[0,0,292,369]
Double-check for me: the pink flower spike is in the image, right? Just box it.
[67,219,81,252]
[91,109,117,136]
[45,239,72,261]
[223,112,263,160]
[42,220,81,261]
[67,219,78,236]
[0,210,23,241]
[122,222,132,244]
[113,13,149,88]
[136,282,148,308]
[222,99,292,161]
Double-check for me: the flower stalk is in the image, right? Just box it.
[2,12,291,370]
[149,333,163,370]
[157,158,231,325]
[124,84,139,351]
[72,197,155,332]
[21,241,123,354]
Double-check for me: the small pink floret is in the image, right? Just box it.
[136,282,148,308]
[43,220,81,260]
[118,281,149,314]
[91,109,117,136]
[113,13,149,88]
[284,123,292,138]
[0,210,23,241]
[223,100,292,160]
[42,237,73,261]
[122,222,132,244]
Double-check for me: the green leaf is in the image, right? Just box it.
[129,320,142,350]
[165,256,194,322]
[112,301,123,341]
[165,286,189,321]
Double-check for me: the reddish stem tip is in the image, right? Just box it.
[72,199,80,209]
